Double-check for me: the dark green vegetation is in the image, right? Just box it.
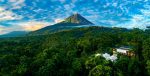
[0,26,150,76]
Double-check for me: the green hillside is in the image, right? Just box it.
[0,26,150,76]
[0,31,28,38]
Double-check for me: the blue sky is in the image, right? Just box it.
[0,0,150,34]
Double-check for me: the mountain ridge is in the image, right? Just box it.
[28,13,94,35]
[0,31,28,38]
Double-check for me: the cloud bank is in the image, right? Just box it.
[0,7,22,21]
[0,21,53,35]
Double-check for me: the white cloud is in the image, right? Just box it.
[72,0,77,3]
[116,5,150,29]
[14,21,54,31]
[0,7,22,21]
[0,21,54,35]
[103,3,110,8]
[0,25,8,35]
[63,3,75,13]
[112,3,117,7]
[59,0,65,3]
[8,0,25,9]
[64,4,70,10]
[54,19,64,23]
[9,0,18,2]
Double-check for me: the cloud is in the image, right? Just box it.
[54,19,64,23]
[13,21,54,31]
[0,7,22,21]
[72,0,77,3]
[63,3,75,13]
[116,5,150,29]
[112,3,117,7]
[0,25,8,35]
[8,0,25,9]
[0,0,150,32]
[59,0,65,3]
[0,21,54,35]
[103,3,110,8]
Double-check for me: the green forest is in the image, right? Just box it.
[0,26,150,76]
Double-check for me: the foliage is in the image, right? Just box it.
[0,26,150,76]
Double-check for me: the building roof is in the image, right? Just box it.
[117,46,132,50]
[116,48,128,53]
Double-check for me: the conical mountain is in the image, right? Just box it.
[28,13,94,35]
[61,13,94,25]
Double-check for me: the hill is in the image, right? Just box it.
[0,31,28,38]
[0,26,150,76]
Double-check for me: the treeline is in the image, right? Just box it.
[0,26,150,76]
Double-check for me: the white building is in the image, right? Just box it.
[114,46,135,56]
[116,47,131,54]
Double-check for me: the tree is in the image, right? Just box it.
[143,38,150,60]
[88,65,112,76]
[146,60,150,76]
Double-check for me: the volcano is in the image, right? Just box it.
[29,13,94,35]
[61,13,94,25]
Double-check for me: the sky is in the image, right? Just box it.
[0,0,150,35]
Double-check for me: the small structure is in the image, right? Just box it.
[102,53,117,62]
[113,46,135,57]
[94,53,117,62]
[116,46,131,54]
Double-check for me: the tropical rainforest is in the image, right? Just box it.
[0,26,150,76]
